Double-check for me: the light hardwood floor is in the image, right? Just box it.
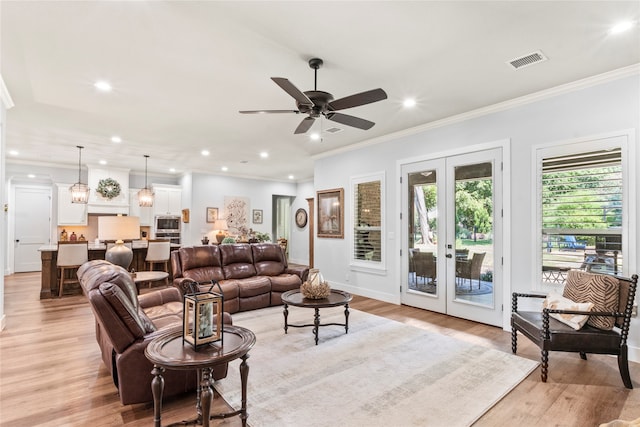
[1,272,639,426]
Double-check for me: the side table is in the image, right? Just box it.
[145,325,256,427]
[133,271,169,294]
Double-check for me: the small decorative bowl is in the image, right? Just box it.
[300,280,331,299]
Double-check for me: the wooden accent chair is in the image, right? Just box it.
[56,241,88,297]
[511,270,638,388]
[456,252,486,290]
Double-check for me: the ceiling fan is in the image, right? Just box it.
[239,58,387,134]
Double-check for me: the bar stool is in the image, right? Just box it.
[57,241,89,297]
[145,240,171,286]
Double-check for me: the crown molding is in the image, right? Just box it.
[0,74,15,109]
[313,64,640,161]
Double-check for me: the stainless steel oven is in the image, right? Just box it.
[154,215,181,244]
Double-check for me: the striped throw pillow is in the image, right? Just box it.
[563,270,619,330]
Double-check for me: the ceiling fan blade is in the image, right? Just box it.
[294,117,315,134]
[328,88,387,111]
[326,112,375,130]
[271,77,314,107]
[239,110,300,114]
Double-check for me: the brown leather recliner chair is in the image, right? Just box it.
[78,260,232,405]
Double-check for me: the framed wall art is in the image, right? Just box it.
[206,207,219,223]
[252,209,263,224]
[317,188,344,238]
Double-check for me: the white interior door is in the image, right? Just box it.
[401,148,503,326]
[14,186,52,272]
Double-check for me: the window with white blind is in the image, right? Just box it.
[351,173,384,268]
[537,135,630,286]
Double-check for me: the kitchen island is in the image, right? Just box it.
[39,241,179,299]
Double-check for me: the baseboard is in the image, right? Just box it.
[628,344,640,364]
[331,281,399,305]
[287,258,308,266]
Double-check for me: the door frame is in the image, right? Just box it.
[396,139,512,330]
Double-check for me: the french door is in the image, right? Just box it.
[401,148,503,326]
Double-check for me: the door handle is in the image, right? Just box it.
[15,239,20,243]
[445,253,452,258]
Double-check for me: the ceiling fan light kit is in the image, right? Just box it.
[240,58,387,134]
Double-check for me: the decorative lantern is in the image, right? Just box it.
[182,280,224,350]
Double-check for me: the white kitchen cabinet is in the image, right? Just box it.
[57,184,88,225]
[152,185,182,216]
[129,189,153,226]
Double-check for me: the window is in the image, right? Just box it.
[351,173,384,268]
[536,134,631,286]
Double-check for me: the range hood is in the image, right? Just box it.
[87,165,130,214]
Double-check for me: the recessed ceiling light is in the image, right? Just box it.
[403,98,417,108]
[260,152,269,159]
[111,136,122,143]
[288,175,294,180]
[28,174,36,178]
[310,133,320,141]
[201,150,210,156]
[99,160,107,165]
[610,20,634,34]
[94,80,112,92]
[221,166,228,172]
[9,150,19,156]
[169,168,176,173]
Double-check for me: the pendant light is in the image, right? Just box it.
[138,154,154,207]
[69,145,90,204]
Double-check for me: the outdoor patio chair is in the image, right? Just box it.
[414,252,436,285]
[511,270,638,388]
[561,235,587,251]
[456,252,486,290]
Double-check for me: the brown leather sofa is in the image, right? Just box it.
[171,243,308,313]
[78,260,232,405]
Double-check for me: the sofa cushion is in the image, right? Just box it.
[269,274,302,292]
[99,282,146,339]
[220,244,257,279]
[79,260,139,310]
[235,276,271,298]
[178,246,225,282]
[563,270,619,330]
[143,301,184,330]
[543,292,594,330]
[252,243,286,276]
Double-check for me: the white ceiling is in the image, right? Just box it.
[2,1,639,182]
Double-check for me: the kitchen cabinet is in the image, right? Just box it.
[57,184,88,225]
[129,189,153,226]
[152,185,182,216]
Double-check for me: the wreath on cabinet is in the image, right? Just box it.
[96,178,121,200]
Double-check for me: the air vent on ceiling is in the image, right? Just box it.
[325,127,343,134]
[507,50,548,70]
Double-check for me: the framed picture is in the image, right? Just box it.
[252,209,263,224]
[317,188,344,238]
[206,207,219,223]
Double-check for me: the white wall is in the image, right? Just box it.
[289,180,314,265]
[314,72,640,357]
[1,70,14,331]
[186,173,298,247]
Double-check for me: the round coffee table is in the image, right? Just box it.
[281,289,353,345]
[145,325,256,427]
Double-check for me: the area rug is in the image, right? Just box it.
[215,306,538,427]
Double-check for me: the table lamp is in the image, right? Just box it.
[98,215,140,270]
[214,219,228,244]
